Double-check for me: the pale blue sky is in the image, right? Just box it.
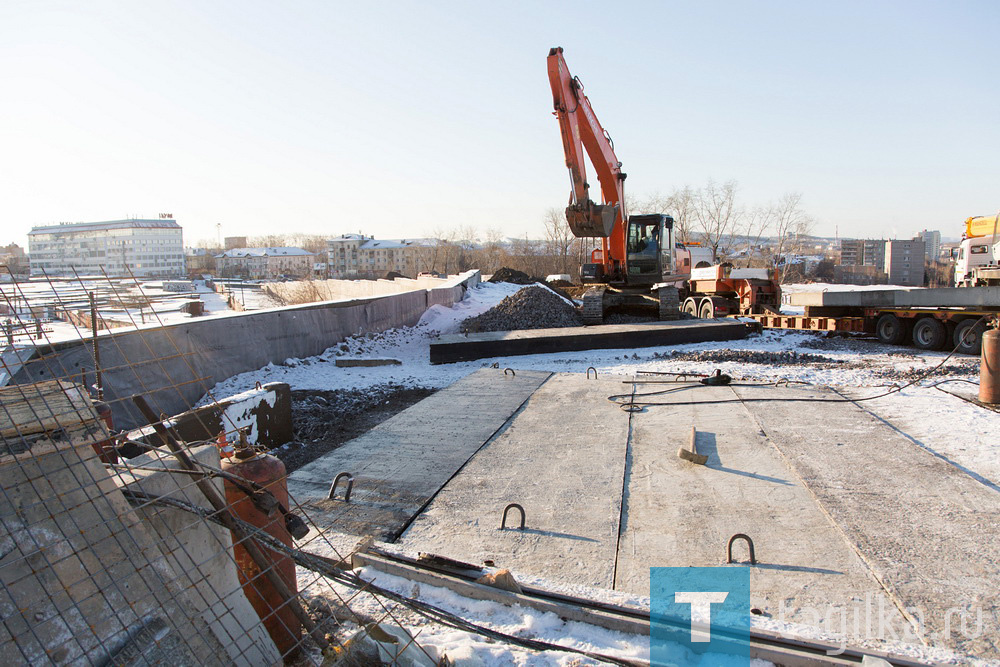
[1,1,996,246]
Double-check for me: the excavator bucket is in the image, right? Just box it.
[566,200,616,238]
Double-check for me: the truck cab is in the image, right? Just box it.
[954,237,999,286]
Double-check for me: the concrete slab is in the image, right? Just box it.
[733,384,1000,658]
[287,368,551,541]
[789,285,1000,308]
[396,375,630,589]
[429,319,751,364]
[613,382,901,639]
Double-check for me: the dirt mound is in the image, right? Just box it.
[461,285,583,333]
[488,267,535,284]
[547,279,574,287]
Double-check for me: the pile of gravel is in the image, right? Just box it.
[461,285,583,333]
[652,349,842,365]
[488,267,535,284]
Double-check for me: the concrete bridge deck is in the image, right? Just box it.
[291,369,1000,658]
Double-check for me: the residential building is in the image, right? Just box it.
[28,219,185,277]
[1,244,28,274]
[326,235,439,278]
[884,239,925,286]
[839,239,863,266]
[839,238,886,270]
[215,247,314,279]
[917,230,941,263]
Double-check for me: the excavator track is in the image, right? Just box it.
[581,286,606,325]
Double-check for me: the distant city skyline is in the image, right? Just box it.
[2,2,997,248]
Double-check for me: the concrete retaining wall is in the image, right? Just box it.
[11,271,480,430]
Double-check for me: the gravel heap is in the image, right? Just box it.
[488,267,535,284]
[652,349,842,365]
[461,285,583,333]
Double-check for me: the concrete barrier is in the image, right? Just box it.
[10,271,480,429]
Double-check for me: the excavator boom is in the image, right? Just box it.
[547,47,627,272]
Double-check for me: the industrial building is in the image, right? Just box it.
[28,218,185,278]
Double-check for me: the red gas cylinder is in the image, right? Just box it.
[981,327,1000,405]
[221,447,301,656]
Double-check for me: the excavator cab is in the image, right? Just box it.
[625,214,674,285]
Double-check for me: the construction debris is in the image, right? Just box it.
[460,286,582,333]
[487,267,535,284]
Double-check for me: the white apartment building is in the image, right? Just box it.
[28,219,185,277]
[215,247,314,279]
[326,234,438,278]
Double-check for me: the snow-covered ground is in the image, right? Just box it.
[202,281,997,666]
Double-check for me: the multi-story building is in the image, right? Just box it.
[884,239,925,286]
[326,235,439,278]
[839,238,886,270]
[28,219,185,277]
[215,247,314,279]
[839,239,863,266]
[917,230,941,263]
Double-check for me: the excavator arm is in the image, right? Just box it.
[547,47,627,271]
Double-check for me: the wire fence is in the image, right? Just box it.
[0,266,430,666]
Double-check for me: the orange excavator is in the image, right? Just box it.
[547,46,779,323]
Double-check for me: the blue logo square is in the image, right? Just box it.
[651,567,755,663]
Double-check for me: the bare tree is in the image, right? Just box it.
[693,179,742,258]
[768,192,812,282]
[739,204,775,267]
[543,208,574,274]
[665,185,698,245]
[480,227,508,273]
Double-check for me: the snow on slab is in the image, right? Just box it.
[206,280,996,663]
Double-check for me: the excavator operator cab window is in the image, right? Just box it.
[627,220,659,255]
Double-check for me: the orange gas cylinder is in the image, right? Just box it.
[981,327,1000,405]
[221,446,301,656]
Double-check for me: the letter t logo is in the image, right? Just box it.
[675,591,729,642]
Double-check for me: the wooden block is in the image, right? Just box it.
[0,381,100,438]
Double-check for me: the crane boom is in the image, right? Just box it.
[547,46,627,276]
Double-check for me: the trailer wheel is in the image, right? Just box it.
[682,298,699,317]
[911,317,948,350]
[698,298,716,319]
[954,318,986,355]
[875,313,908,345]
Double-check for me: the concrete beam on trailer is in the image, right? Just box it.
[789,286,1000,308]
[287,368,551,541]
[429,319,752,364]
[732,384,1000,659]
[613,382,902,638]
[396,374,630,589]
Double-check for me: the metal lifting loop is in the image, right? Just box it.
[328,472,354,502]
[587,367,598,379]
[726,533,756,565]
[255,381,263,390]
[500,503,526,530]
[504,368,516,377]
[774,378,789,388]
